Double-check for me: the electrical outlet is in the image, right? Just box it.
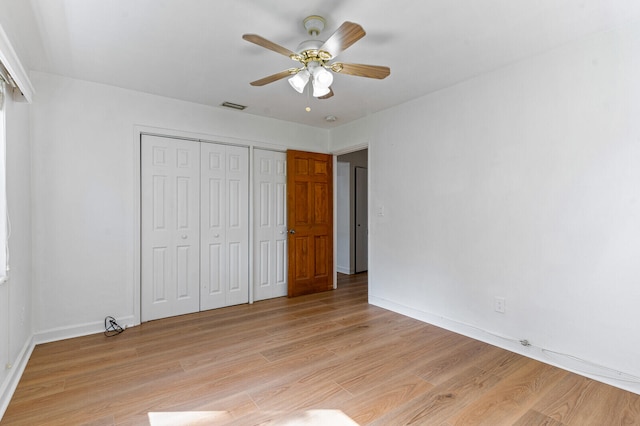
[494,297,506,313]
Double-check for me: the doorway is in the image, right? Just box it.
[336,149,368,274]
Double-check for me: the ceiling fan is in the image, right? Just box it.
[242,15,390,99]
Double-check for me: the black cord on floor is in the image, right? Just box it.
[104,316,124,337]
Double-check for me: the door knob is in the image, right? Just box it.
[181,235,187,239]
[289,229,296,234]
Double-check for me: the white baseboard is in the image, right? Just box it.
[336,266,353,274]
[0,335,35,420]
[369,295,640,396]
[34,315,136,345]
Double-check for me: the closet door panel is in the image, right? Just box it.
[274,158,288,291]
[200,143,226,310]
[201,143,249,310]
[253,149,287,301]
[141,135,200,322]
[225,145,249,306]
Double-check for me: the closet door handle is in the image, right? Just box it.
[289,229,296,235]
[181,235,188,239]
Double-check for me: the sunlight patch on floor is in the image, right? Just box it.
[267,409,359,425]
[148,409,359,425]
[148,411,232,425]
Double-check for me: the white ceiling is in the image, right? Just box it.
[2,0,640,128]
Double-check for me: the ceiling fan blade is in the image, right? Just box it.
[243,34,297,58]
[332,63,390,79]
[250,69,296,86]
[318,88,334,100]
[320,22,365,59]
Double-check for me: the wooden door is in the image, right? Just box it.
[254,149,288,301]
[141,135,201,321]
[200,143,249,310]
[287,150,333,297]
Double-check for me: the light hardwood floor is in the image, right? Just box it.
[3,273,640,425]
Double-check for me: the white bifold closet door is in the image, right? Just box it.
[253,149,288,301]
[141,135,201,322]
[200,143,249,310]
[141,135,249,322]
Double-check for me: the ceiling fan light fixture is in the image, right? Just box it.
[288,69,310,93]
[313,66,334,88]
[312,82,331,98]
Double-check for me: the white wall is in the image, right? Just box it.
[29,71,329,340]
[0,87,33,414]
[332,22,640,393]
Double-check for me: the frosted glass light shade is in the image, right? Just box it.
[312,83,331,97]
[288,70,310,93]
[314,67,333,88]
[311,67,333,97]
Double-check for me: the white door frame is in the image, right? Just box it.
[330,142,369,288]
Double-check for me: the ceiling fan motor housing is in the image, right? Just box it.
[293,40,333,69]
[296,39,323,53]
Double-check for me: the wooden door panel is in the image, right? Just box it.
[287,150,333,297]
[313,160,329,175]
[293,236,310,280]
[314,183,330,223]
[314,236,329,277]
[294,182,309,225]
[295,158,309,175]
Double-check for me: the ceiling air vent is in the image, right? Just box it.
[221,101,247,111]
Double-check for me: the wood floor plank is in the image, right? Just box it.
[339,372,434,424]
[534,373,640,425]
[532,373,607,424]
[448,359,567,425]
[3,272,640,425]
[370,366,503,425]
[413,338,502,386]
[513,409,567,426]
